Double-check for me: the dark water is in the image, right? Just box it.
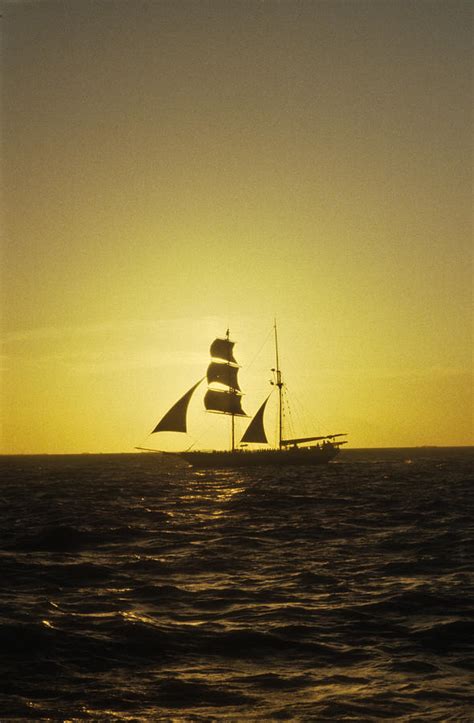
[1,448,473,720]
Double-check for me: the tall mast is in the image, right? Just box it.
[227,328,235,452]
[274,320,283,449]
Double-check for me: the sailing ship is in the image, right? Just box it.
[143,323,347,468]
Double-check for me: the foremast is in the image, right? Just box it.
[204,329,247,451]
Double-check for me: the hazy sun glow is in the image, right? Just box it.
[1,1,472,453]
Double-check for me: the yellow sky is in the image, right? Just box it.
[2,0,473,453]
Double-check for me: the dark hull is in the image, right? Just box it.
[179,444,340,468]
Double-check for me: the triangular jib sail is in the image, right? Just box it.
[151,378,204,434]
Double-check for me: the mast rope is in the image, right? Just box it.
[281,385,296,440]
[243,326,274,372]
[286,383,329,438]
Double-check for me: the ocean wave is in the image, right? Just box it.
[1,450,473,719]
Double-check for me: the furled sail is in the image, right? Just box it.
[210,337,237,364]
[152,379,204,433]
[281,433,347,446]
[207,361,240,390]
[240,395,270,444]
[204,389,247,416]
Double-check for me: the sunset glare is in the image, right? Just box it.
[2,0,472,453]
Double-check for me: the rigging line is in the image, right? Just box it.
[182,422,209,452]
[182,406,235,452]
[281,385,296,440]
[284,387,299,441]
[288,384,310,435]
[244,325,274,373]
[286,382,327,436]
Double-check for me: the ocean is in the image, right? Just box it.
[0,448,473,720]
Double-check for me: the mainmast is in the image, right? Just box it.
[273,320,283,449]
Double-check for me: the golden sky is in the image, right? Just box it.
[2,0,473,453]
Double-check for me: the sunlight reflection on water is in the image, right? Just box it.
[1,450,472,719]
[178,475,246,519]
